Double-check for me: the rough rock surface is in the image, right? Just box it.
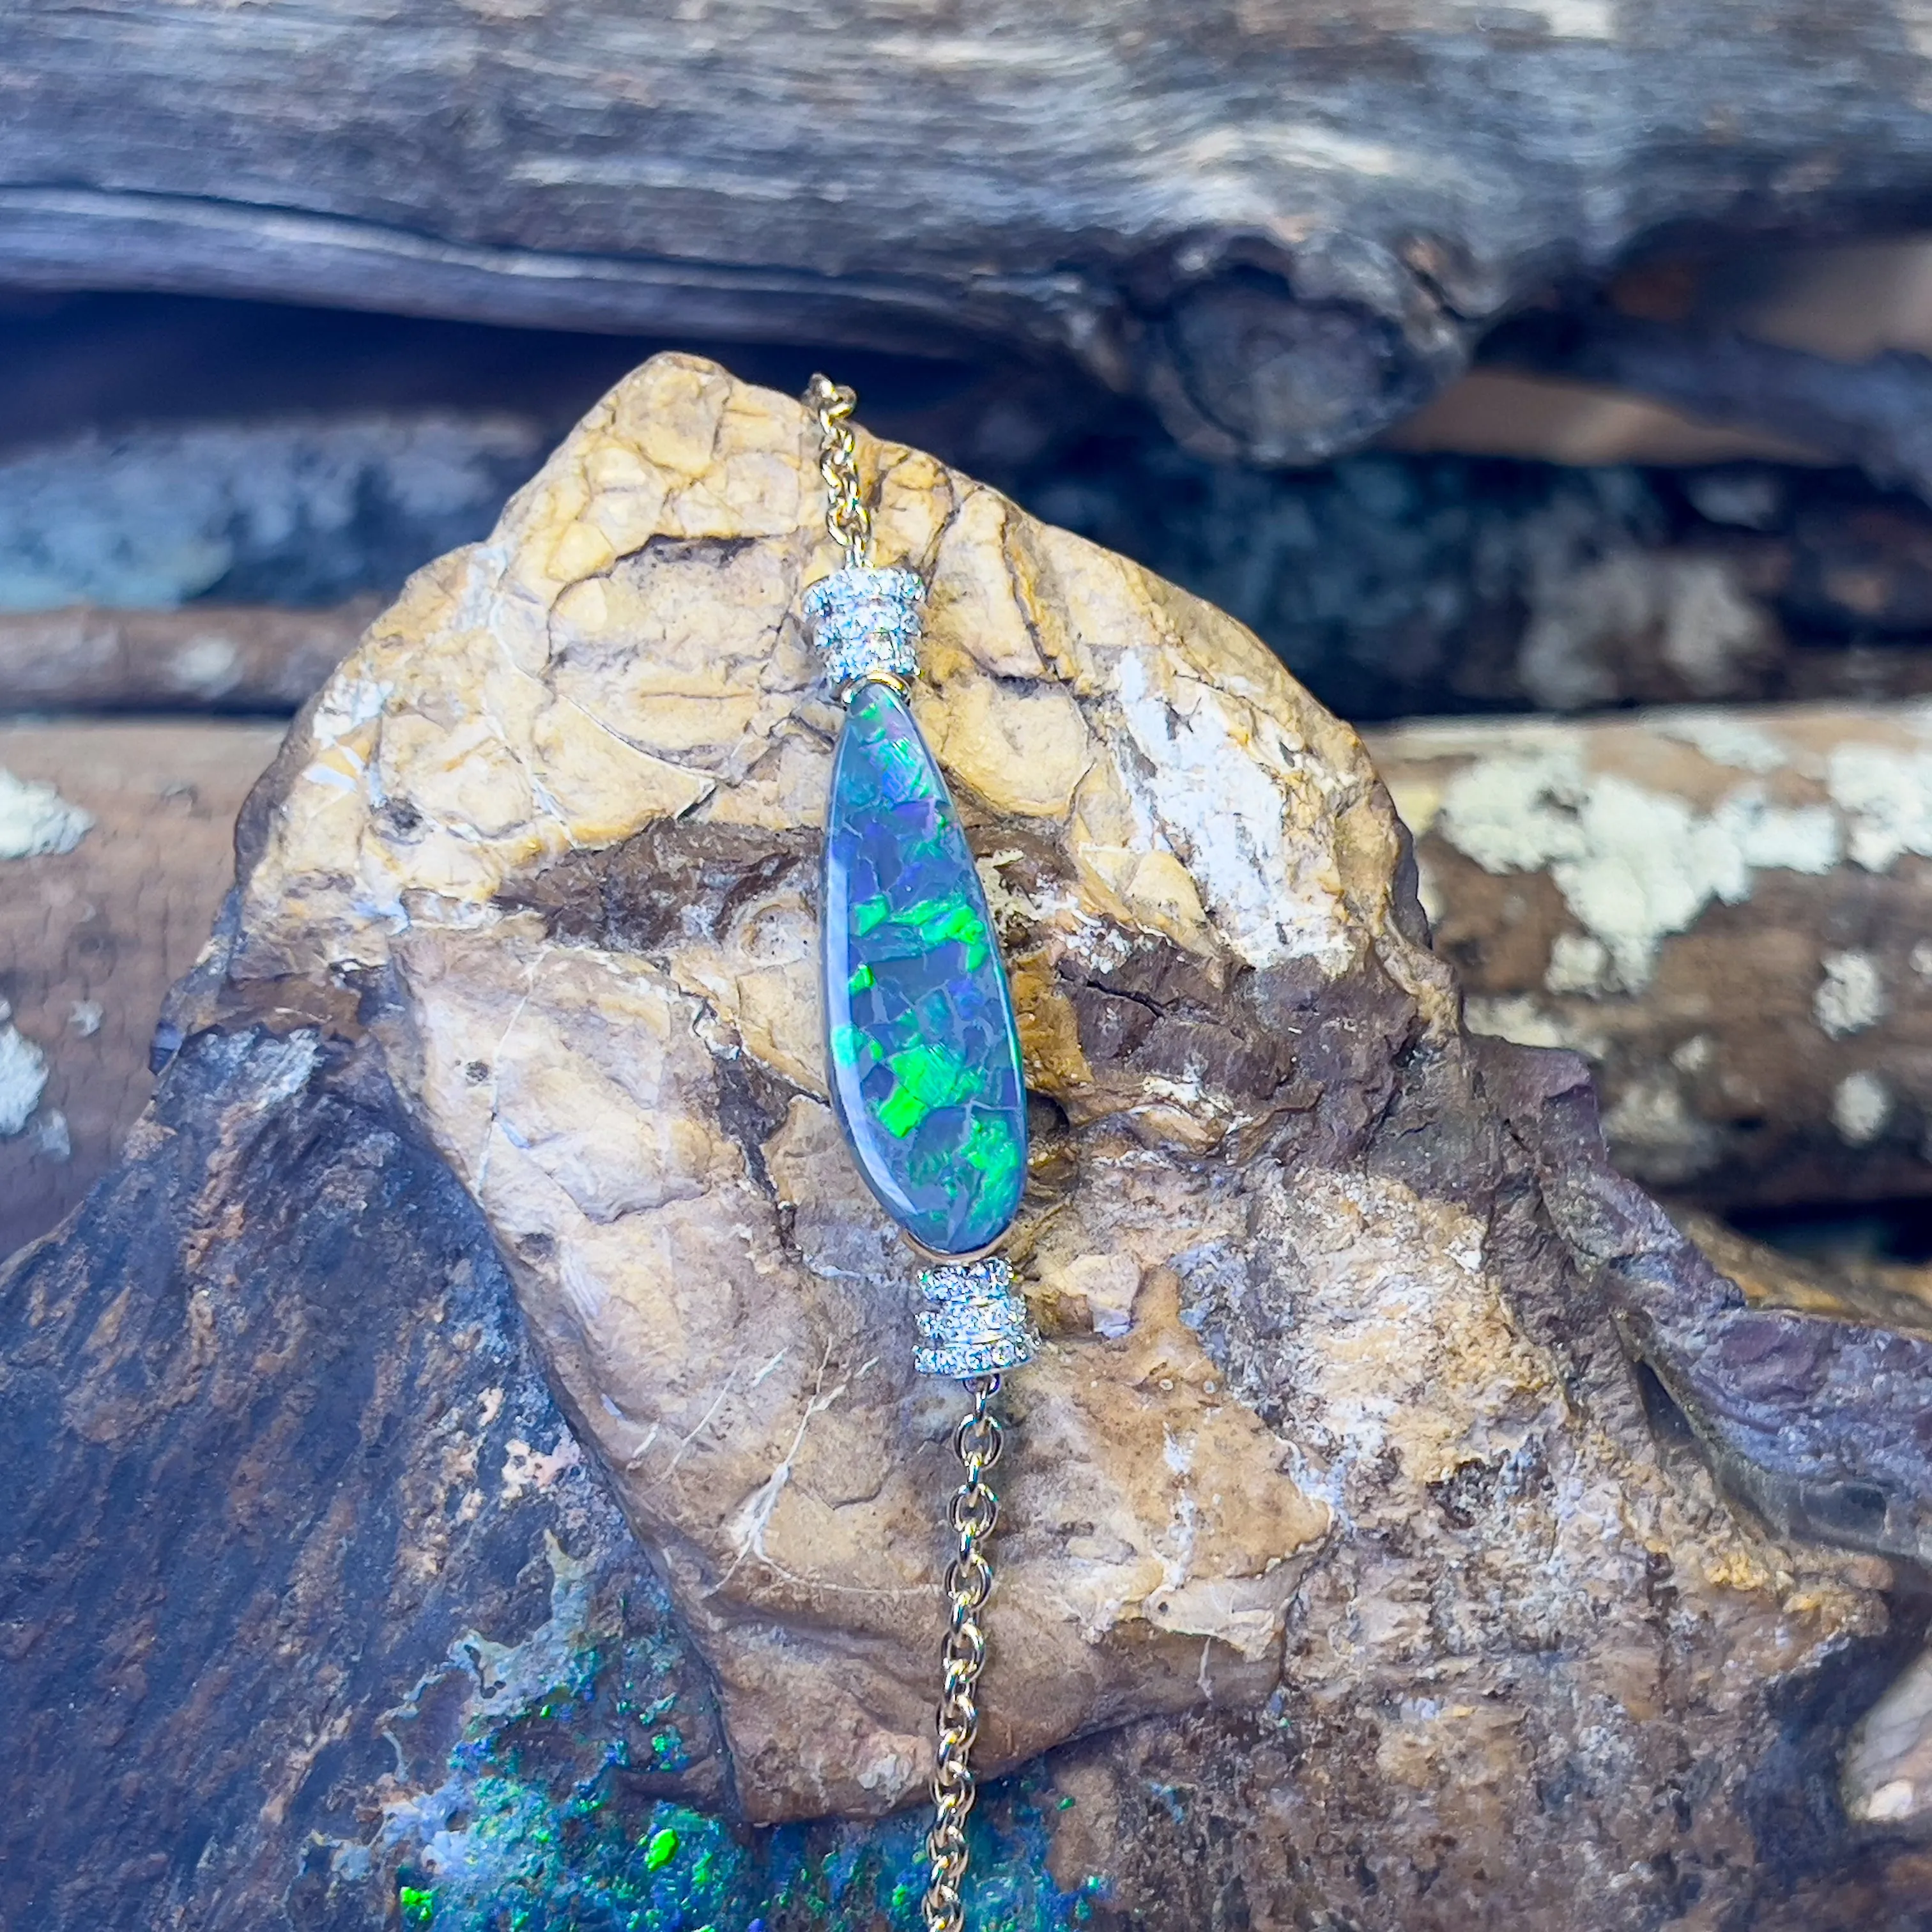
[13,353,1932,1926]
[1373,705,1932,1208]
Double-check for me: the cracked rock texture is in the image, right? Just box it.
[1374,705,1932,1208]
[13,353,1932,1926]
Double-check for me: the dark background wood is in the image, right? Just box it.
[11,1,1932,462]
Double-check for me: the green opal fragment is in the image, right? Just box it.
[822,680,1027,1255]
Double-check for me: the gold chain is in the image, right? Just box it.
[804,372,872,569]
[923,1374,1004,1932]
[804,373,1007,1930]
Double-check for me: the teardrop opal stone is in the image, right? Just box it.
[821,679,1027,1255]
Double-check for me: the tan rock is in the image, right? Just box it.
[211,354,1883,1872]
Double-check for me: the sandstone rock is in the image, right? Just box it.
[1371,704,1932,1209]
[12,353,1932,1926]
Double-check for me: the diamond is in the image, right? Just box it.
[801,566,923,687]
[914,1256,1038,1379]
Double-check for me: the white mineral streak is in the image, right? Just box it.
[0,765,92,859]
[1435,743,1838,989]
[1815,950,1887,1038]
[222,357,1878,1830]
[1111,649,1354,974]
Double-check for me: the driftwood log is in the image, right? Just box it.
[11,356,1932,1928]
[12,4,1932,463]
[1371,705,1932,1210]
[14,399,1932,728]
[0,719,286,1259]
[0,604,365,714]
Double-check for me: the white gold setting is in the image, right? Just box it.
[801,564,924,687]
[915,1256,1038,1379]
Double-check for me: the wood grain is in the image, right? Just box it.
[0,604,365,715]
[10,1,1932,461]
[0,719,283,1258]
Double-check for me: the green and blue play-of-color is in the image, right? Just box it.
[822,679,1027,1256]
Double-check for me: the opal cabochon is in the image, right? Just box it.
[821,679,1028,1257]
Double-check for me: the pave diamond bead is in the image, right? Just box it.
[915,1257,1039,1379]
[822,679,1029,1256]
[801,565,924,687]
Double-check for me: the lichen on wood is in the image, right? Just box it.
[1372,703,1932,1206]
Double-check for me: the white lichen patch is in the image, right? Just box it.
[1532,0,1614,36]
[167,634,243,699]
[0,766,92,859]
[33,1109,70,1161]
[1602,1075,1721,1183]
[1833,1071,1892,1147]
[0,1003,49,1137]
[1463,993,1604,1060]
[1544,930,1610,995]
[1436,746,1838,990]
[1827,743,1932,870]
[1815,950,1887,1038]
[1672,1033,1715,1074]
[1518,553,1772,710]
[1653,712,1790,774]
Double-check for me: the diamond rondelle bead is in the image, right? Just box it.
[801,565,924,688]
[914,1256,1038,1379]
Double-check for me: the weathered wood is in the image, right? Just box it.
[13,692,1932,1278]
[0,719,285,1260]
[1370,704,1932,1211]
[25,415,1932,730]
[0,413,544,611]
[0,604,365,715]
[1490,311,1932,503]
[12,3,1932,461]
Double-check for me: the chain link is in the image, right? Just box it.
[923,1374,1004,1932]
[804,372,873,570]
[805,374,1004,1929]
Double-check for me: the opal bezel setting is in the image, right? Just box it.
[804,559,1035,1376]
